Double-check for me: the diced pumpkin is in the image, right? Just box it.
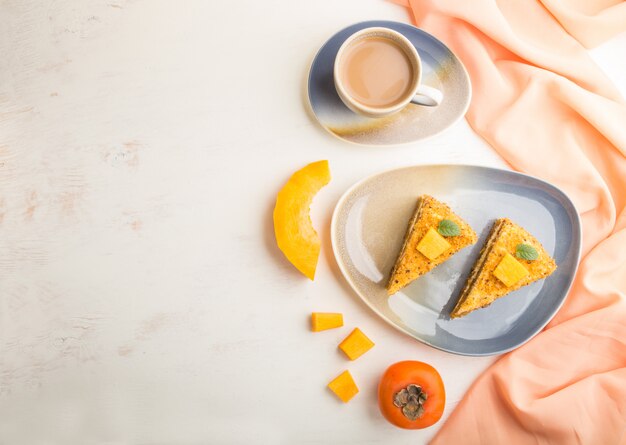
[339,328,375,361]
[311,312,343,332]
[328,370,359,403]
[416,227,451,261]
[493,253,529,287]
[273,160,331,280]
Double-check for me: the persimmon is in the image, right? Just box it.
[378,361,445,429]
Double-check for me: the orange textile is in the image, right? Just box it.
[393,0,626,443]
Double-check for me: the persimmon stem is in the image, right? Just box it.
[393,384,428,421]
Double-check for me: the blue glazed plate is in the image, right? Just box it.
[331,165,582,356]
[308,21,471,145]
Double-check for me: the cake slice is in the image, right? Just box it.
[387,195,477,295]
[451,218,557,318]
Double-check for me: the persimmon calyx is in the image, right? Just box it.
[393,384,428,421]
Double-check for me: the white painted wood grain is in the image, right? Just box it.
[0,0,624,443]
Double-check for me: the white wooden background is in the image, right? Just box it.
[1,1,624,443]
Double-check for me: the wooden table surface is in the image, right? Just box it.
[1,0,624,443]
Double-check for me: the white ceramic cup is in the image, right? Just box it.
[334,27,443,118]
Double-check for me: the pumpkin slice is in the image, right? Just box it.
[328,370,359,403]
[338,328,375,360]
[311,312,343,332]
[273,160,331,280]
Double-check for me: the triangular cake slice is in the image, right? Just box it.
[451,218,557,318]
[387,195,477,295]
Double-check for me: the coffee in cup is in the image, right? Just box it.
[334,27,442,118]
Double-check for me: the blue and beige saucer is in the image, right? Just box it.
[308,21,471,145]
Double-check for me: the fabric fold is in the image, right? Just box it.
[392,0,626,443]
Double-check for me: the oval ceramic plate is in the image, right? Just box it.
[331,165,581,356]
[308,21,471,145]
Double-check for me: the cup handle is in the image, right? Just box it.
[410,85,443,107]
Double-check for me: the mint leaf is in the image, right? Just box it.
[515,243,539,261]
[437,219,461,237]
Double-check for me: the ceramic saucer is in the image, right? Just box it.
[308,21,471,145]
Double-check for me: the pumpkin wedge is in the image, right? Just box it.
[273,160,331,280]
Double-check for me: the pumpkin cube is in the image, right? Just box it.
[416,227,451,261]
[328,370,359,403]
[338,328,374,360]
[311,312,343,332]
[493,253,529,287]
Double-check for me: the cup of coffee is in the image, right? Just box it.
[334,27,442,118]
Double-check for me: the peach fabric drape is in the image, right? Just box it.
[392,0,626,443]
